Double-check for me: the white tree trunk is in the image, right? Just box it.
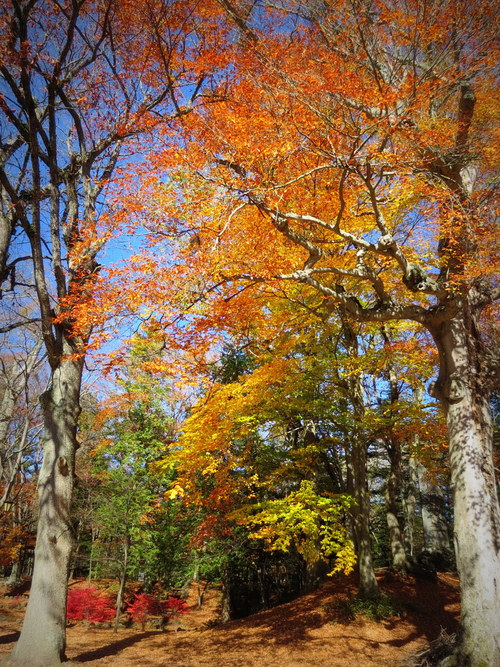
[432,311,500,666]
[11,355,83,666]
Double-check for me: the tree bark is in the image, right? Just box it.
[342,316,379,599]
[11,354,83,666]
[68,521,81,581]
[7,551,23,587]
[220,567,232,623]
[114,536,130,633]
[385,443,411,572]
[431,309,500,666]
[349,438,379,598]
[404,457,419,558]
[88,527,97,586]
[0,210,15,287]
[415,461,451,560]
[0,338,43,510]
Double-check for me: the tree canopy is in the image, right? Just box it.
[1,1,498,665]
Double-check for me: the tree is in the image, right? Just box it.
[88,362,178,631]
[142,1,499,662]
[90,436,161,632]
[0,1,227,662]
[0,327,44,513]
[371,332,445,573]
[0,324,44,583]
[165,316,367,592]
[71,332,197,625]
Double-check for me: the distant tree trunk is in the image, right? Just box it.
[415,461,451,561]
[114,536,130,633]
[88,527,97,586]
[347,444,378,595]
[349,437,379,598]
[404,457,419,558]
[430,309,500,666]
[7,552,23,587]
[385,442,411,572]
[0,338,43,512]
[341,315,379,599]
[197,581,210,609]
[192,554,201,607]
[220,567,232,623]
[302,559,324,594]
[12,355,83,666]
[256,563,268,607]
[380,337,412,572]
[69,521,81,581]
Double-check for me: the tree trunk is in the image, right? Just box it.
[0,338,43,510]
[7,552,23,587]
[114,537,130,633]
[220,566,232,623]
[350,439,379,598]
[88,527,97,586]
[431,310,500,666]
[11,355,83,666]
[341,315,379,599]
[0,211,15,286]
[404,457,419,558]
[415,460,452,563]
[385,443,411,572]
[69,521,81,581]
[257,563,268,608]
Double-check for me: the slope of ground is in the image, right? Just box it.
[0,571,460,666]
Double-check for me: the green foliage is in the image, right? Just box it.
[232,481,356,575]
[209,342,256,384]
[73,324,452,620]
[75,332,195,588]
[331,593,403,622]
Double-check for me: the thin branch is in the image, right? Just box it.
[0,317,42,334]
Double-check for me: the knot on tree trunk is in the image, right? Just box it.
[58,457,69,476]
[429,373,466,406]
[403,263,430,292]
[447,374,466,403]
[40,389,54,415]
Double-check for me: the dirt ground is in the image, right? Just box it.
[0,571,460,666]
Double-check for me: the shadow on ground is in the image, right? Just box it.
[72,632,159,662]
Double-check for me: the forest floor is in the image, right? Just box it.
[0,571,460,666]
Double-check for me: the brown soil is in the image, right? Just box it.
[0,571,460,666]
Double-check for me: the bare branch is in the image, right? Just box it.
[216,0,258,44]
[0,318,41,335]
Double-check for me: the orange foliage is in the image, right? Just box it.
[75,0,498,371]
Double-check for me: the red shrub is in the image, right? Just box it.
[162,597,190,616]
[67,587,115,624]
[126,593,189,628]
[126,593,158,627]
